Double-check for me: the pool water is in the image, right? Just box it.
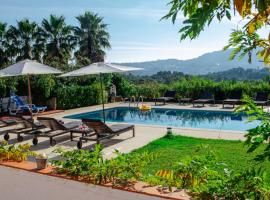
[64,107,261,131]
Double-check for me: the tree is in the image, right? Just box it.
[6,19,39,61]
[41,15,77,67]
[163,0,270,64]
[0,22,9,68]
[236,95,270,161]
[75,11,111,64]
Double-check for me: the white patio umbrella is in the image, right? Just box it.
[0,72,12,77]
[60,62,143,122]
[0,59,62,116]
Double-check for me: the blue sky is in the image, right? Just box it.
[0,0,251,62]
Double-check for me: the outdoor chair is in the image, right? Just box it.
[222,90,242,108]
[254,92,269,108]
[9,94,47,116]
[192,92,214,107]
[34,117,80,146]
[154,90,176,106]
[77,119,135,149]
[3,116,45,142]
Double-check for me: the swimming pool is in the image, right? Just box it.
[64,107,261,131]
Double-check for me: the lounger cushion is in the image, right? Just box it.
[255,101,268,105]
[110,124,134,133]
[193,99,213,103]
[155,97,174,101]
[223,99,241,103]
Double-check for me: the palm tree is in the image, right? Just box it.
[75,11,111,64]
[6,19,39,61]
[41,15,77,66]
[0,22,9,68]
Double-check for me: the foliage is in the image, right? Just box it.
[41,15,77,67]
[0,141,35,162]
[75,11,111,63]
[236,95,270,161]
[6,19,39,61]
[51,144,155,185]
[56,82,104,109]
[163,0,270,64]
[0,21,9,68]
[0,11,110,69]
[144,142,270,199]
[2,73,270,108]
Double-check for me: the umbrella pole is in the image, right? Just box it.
[99,73,106,123]
[27,75,33,120]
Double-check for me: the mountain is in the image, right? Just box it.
[201,67,269,81]
[119,49,265,76]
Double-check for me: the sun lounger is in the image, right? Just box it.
[77,119,135,149]
[3,116,45,142]
[254,92,269,108]
[155,91,176,106]
[193,92,214,107]
[34,117,80,146]
[222,90,242,108]
[9,94,47,116]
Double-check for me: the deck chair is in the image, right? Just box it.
[154,90,176,106]
[223,90,242,108]
[193,92,214,107]
[35,117,80,146]
[254,92,269,108]
[9,94,47,116]
[77,119,135,149]
[3,116,45,142]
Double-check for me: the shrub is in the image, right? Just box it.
[51,145,155,185]
[0,141,35,162]
[56,83,104,109]
[153,146,270,199]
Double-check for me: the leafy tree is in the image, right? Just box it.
[0,22,9,68]
[41,15,77,67]
[75,11,111,63]
[6,19,39,61]
[236,95,270,161]
[163,0,270,64]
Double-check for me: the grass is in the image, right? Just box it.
[131,135,270,182]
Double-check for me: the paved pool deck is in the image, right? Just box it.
[0,166,162,200]
[0,102,256,159]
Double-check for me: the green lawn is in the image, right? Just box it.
[131,135,270,182]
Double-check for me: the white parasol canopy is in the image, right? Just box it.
[59,62,142,77]
[0,59,62,75]
[0,72,12,77]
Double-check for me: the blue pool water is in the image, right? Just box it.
[64,107,261,131]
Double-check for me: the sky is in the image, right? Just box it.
[0,0,257,63]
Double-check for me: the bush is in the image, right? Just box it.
[0,141,35,162]
[51,144,155,185]
[153,147,270,199]
[56,83,105,109]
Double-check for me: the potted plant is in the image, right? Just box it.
[35,153,48,170]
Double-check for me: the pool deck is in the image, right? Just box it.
[0,102,253,159]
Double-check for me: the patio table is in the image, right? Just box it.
[70,127,93,141]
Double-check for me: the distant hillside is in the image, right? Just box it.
[125,68,270,84]
[201,67,269,81]
[120,49,265,76]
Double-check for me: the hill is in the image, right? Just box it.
[201,67,269,81]
[120,49,265,76]
[125,68,270,84]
